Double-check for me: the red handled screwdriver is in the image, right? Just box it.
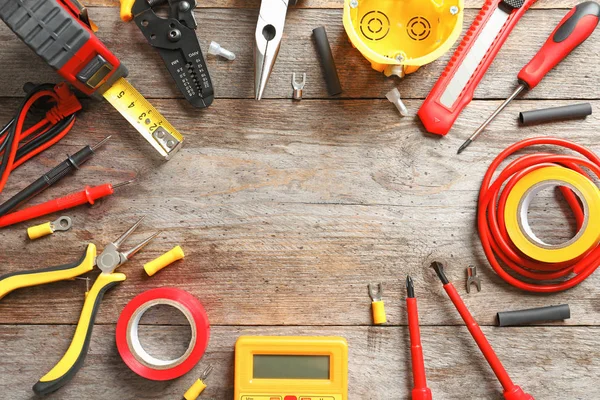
[458,1,600,154]
[0,180,135,228]
[431,262,534,400]
[406,276,432,400]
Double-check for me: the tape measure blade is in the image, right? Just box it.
[103,78,184,160]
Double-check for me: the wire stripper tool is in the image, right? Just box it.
[125,0,214,108]
[0,216,158,395]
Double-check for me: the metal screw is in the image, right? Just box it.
[350,0,358,8]
[450,6,459,15]
[395,54,405,63]
[166,140,175,148]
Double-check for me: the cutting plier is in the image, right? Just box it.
[0,217,158,395]
[254,0,298,100]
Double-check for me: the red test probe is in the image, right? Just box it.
[0,180,134,228]
[406,276,432,400]
[431,262,534,400]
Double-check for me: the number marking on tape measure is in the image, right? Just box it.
[103,78,184,159]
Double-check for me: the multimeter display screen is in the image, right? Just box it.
[253,355,330,379]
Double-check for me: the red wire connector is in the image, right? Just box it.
[406,276,432,400]
[45,83,82,124]
[431,262,534,400]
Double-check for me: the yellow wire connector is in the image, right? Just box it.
[368,283,387,325]
[184,364,213,400]
[27,216,72,240]
[144,245,184,276]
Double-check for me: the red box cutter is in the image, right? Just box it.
[418,0,537,135]
[0,0,128,98]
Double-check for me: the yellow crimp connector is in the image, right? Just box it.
[184,379,207,400]
[371,301,387,325]
[184,365,212,400]
[28,222,54,240]
[368,283,387,325]
[144,246,184,276]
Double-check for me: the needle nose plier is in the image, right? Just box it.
[0,216,159,395]
[254,0,297,100]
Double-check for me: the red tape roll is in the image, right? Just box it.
[116,287,210,380]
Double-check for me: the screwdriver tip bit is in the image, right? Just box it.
[431,261,449,285]
[457,139,472,154]
[406,275,415,298]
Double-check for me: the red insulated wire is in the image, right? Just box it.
[0,84,80,194]
[478,137,600,293]
[0,92,54,191]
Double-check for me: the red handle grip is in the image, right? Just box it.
[418,0,538,135]
[407,297,432,400]
[518,1,600,89]
[0,184,114,228]
[443,283,534,400]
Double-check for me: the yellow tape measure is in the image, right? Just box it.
[103,78,184,159]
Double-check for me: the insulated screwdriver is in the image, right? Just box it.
[0,179,135,228]
[0,136,111,217]
[431,262,534,400]
[458,1,600,154]
[406,276,432,400]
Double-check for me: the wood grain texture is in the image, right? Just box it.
[0,3,599,399]
[0,98,598,327]
[2,325,599,400]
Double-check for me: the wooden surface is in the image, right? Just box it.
[0,1,599,399]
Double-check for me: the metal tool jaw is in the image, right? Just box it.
[466,265,482,293]
[254,0,297,100]
[131,0,214,108]
[96,216,159,273]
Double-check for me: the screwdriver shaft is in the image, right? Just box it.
[458,84,526,154]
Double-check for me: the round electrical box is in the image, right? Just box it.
[343,0,464,77]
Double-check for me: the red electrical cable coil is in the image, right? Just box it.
[478,137,600,293]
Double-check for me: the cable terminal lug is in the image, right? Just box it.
[368,282,387,325]
[27,216,72,240]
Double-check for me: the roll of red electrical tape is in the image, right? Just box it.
[116,287,210,380]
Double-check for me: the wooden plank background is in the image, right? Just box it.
[0,1,599,399]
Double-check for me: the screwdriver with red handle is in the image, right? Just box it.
[458,1,600,154]
[0,180,135,228]
[406,276,432,400]
[431,262,534,400]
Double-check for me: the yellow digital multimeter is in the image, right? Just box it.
[234,336,348,400]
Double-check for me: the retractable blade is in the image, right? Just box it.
[418,0,538,136]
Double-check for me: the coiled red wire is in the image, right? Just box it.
[478,137,600,293]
